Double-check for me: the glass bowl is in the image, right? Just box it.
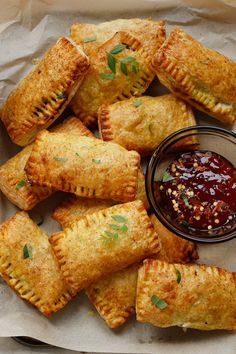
[145,126,236,243]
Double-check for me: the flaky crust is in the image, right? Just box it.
[150,214,198,263]
[86,213,198,329]
[70,18,165,57]
[152,28,236,125]
[25,131,140,203]
[0,212,74,316]
[86,264,139,329]
[70,30,164,126]
[1,37,90,146]
[52,170,149,228]
[49,200,160,293]
[136,260,236,330]
[0,117,92,210]
[98,94,196,154]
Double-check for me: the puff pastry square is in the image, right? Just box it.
[98,94,196,154]
[52,170,149,228]
[136,259,236,330]
[0,117,92,210]
[0,212,74,316]
[70,29,165,126]
[1,37,90,146]
[86,213,198,329]
[70,18,165,58]
[152,28,236,125]
[49,200,160,293]
[25,131,140,202]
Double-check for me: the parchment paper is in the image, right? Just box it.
[0,0,236,353]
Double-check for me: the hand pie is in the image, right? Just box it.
[69,30,165,126]
[0,117,93,210]
[0,212,74,316]
[136,260,236,330]
[25,131,140,202]
[49,200,160,293]
[98,94,196,154]
[70,18,165,57]
[152,28,236,125]
[1,37,90,146]
[52,170,149,228]
[86,213,198,329]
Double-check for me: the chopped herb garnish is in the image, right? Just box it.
[107,53,116,74]
[133,100,142,107]
[16,179,26,190]
[110,44,126,55]
[53,157,68,161]
[120,62,128,75]
[109,224,120,230]
[83,36,97,43]
[176,269,181,284]
[200,59,209,65]
[37,215,44,226]
[92,158,101,164]
[111,214,126,223]
[182,220,189,227]
[75,152,81,157]
[23,244,33,259]
[131,60,139,73]
[100,72,115,80]
[120,224,128,233]
[182,192,190,208]
[151,295,167,310]
[162,171,175,183]
[57,91,64,99]
[100,230,119,243]
[121,56,135,63]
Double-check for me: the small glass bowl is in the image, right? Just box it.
[145,126,236,243]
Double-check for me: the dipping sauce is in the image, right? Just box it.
[158,151,236,234]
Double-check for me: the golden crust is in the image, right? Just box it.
[149,214,198,263]
[0,117,92,210]
[52,197,115,229]
[98,94,196,155]
[86,214,198,329]
[86,264,139,329]
[1,37,90,146]
[70,30,164,126]
[25,131,140,203]
[49,200,160,293]
[136,259,236,330]
[70,18,165,57]
[152,28,236,125]
[52,169,149,228]
[0,212,74,316]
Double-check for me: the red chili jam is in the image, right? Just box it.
[158,151,236,234]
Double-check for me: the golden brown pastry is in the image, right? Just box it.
[70,18,165,57]
[25,131,140,203]
[98,94,196,154]
[52,169,149,228]
[149,214,198,263]
[152,28,236,125]
[136,259,236,330]
[86,213,198,329]
[0,117,93,210]
[49,200,160,293]
[86,263,139,329]
[0,211,74,316]
[70,29,165,126]
[1,37,90,146]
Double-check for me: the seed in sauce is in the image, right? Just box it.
[158,151,236,234]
